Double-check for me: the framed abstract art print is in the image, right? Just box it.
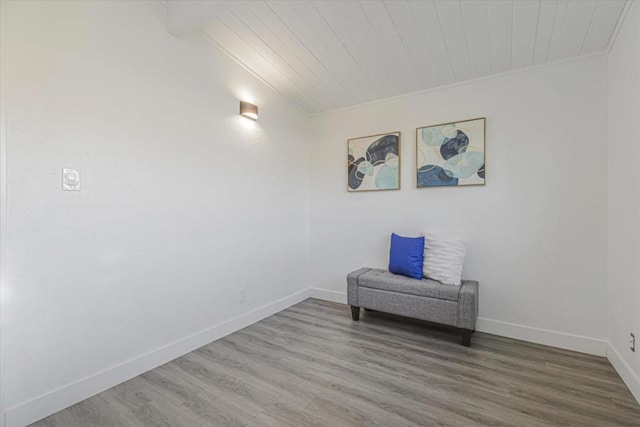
[416,118,485,188]
[347,131,401,192]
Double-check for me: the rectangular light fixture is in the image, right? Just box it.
[239,101,258,121]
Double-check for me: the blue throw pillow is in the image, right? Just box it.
[388,233,425,280]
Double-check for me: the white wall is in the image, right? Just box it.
[0,1,311,425]
[310,56,608,354]
[1,0,634,425]
[607,0,640,402]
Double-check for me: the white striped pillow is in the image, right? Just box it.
[421,232,466,286]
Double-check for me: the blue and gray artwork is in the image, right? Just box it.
[416,119,485,187]
[348,133,400,191]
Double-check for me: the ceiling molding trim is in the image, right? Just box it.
[310,50,607,118]
[606,0,632,53]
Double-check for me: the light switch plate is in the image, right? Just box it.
[62,168,80,191]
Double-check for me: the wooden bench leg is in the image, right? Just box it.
[461,329,472,347]
[350,306,360,321]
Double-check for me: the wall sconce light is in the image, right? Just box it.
[239,101,258,121]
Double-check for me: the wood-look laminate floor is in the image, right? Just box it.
[32,299,640,427]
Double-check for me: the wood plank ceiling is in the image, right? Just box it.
[187,0,627,115]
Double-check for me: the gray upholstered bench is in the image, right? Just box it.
[347,268,479,346]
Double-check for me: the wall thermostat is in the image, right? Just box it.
[62,168,80,191]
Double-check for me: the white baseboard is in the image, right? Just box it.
[308,287,347,304]
[475,318,606,356]
[307,289,607,356]
[4,289,311,427]
[607,342,640,404]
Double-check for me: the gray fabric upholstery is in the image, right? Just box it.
[347,268,478,331]
[357,268,461,301]
[347,267,371,306]
[458,280,479,330]
[358,287,459,327]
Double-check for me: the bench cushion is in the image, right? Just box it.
[357,268,461,301]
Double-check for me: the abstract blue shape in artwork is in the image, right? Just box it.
[417,165,458,187]
[477,163,485,179]
[357,160,374,176]
[348,155,365,190]
[443,151,485,179]
[375,164,398,189]
[367,134,399,164]
[421,126,446,147]
[440,130,469,160]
